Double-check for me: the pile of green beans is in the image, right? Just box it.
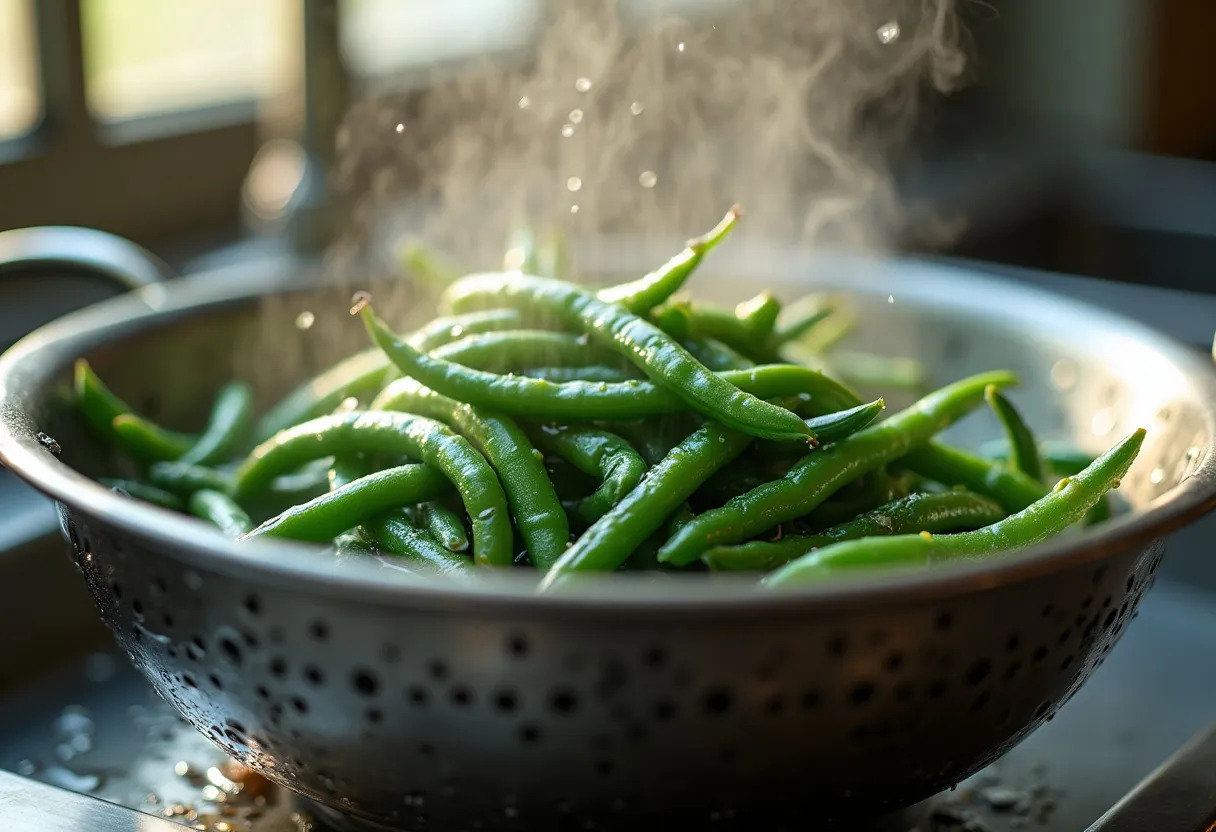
[73,208,1145,588]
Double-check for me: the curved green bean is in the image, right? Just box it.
[764,428,1145,587]
[178,382,254,466]
[597,206,740,313]
[526,425,647,523]
[979,439,1097,478]
[365,309,854,427]
[413,501,469,553]
[432,330,609,373]
[985,386,1043,481]
[657,371,1017,565]
[234,410,513,566]
[371,378,569,568]
[705,490,1006,571]
[243,464,450,542]
[899,440,1046,513]
[111,415,196,463]
[523,365,634,384]
[189,489,254,538]
[254,309,523,442]
[361,510,473,576]
[435,276,813,442]
[76,359,195,461]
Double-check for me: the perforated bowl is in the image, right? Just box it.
[1,240,1214,831]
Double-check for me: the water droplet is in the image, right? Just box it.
[677,42,686,52]
[570,205,580,214]
[477,507,497,520]
[449,324,464,338]
[1150,467,1165,484]
[16,759,36,776]
[395,123,405,134]
[518,96,531,109]
[877,21,901,44]
[575,77,592,93]
[568,109,584,124]
[1050,360,1077,391]
[887,295,895,304]
[567,177,583,192]
[639,170,658,188]
[561,123,575,138]
[630,101,645,116]
[295,310,315,330]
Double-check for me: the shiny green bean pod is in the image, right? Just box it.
[435,278,813,442]
[523,365,635,384]
[242,464,450,542]
[540,396,886,584]
[99,478,184,510]
[178,382,254,466]
[605,416,699,466]
[525,425,647,523]
[365,311,850,429]
[189,489,254,538]
[696,400,888,505]
[899,440,1046,513]
[371,378,569,568]
[413,501,470,553]
[681,337,753,372]
[706,490,1006,571]
[653,295,783,363]
[597,206,740,313]
[110,415,196,463]
[254,309,523,442]
[148,461,234,496]
[657,371,1017,566]
[978,439,1097,477]
[764,429,1145,587]
[235,411,513,566]
[774,304,834,345]
[540,421,753,587]
[76,359,195,461]
[985,385,1043,481]
[432,330,609,373]
[795,469,916,530]
[361,510,473,576]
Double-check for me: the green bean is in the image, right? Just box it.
[401,242,463,291]
[526,425,647,523]
[178,382,254,466]
[985,385,1043,481]
[899,441,1046,513]
[523,365,634,384]
[413,501,469,553]
[372,378,569,568]
[706,490,1007,571]
[797,469,915,530]
[653,295,784,363]
[365,309,853,429]
[540,395,885,584]
[75,359,195,461]
[681,337,753,372]
[254,309,522,442]
[764,428,1145,587]
[979,439,1096,477]
[540,421,753,587]
[823,350,928,392]
[189,489,254,538]
[774,302,834,345]
[606,416,699,466]
[432,331,610,373]
[361,510,473,576]
[597,206,740,313]
[100,478,184,510]
[435,276,813,442]
[243,464,450,542]
[235,411,513,566]
[148,461,234,496]
[657,371,1017,565]
[110,415,196,463]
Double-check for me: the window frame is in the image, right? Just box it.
[0,0,261,246]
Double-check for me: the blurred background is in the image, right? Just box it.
[0,0,1214,288]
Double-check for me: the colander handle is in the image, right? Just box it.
[0,226,175,290]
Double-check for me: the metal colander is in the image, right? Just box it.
[1,230,1214,831]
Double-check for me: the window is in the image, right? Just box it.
[0,0,38,141]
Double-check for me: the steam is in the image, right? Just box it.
[333,0,968,274]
